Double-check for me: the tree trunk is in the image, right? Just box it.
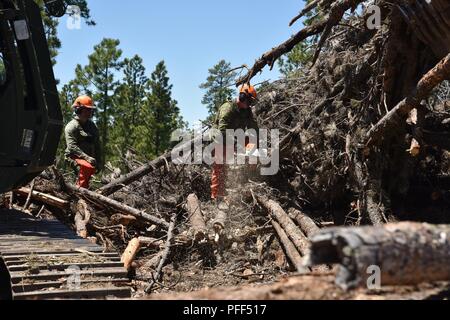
[65,183,169,229]
[306,222,450,289]
[185,193,208,242]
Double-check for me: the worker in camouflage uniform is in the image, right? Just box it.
[64,95,102,189]
[211,84,259,200]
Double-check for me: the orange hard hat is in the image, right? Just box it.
[72,95,95,109]
[240,84,257,100]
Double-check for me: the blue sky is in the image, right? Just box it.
[54,0,306,126]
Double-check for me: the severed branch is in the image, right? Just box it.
[366,53,450,147]
[13,187,69,210]
[65,183,170,229]
[74,199,91,238]
[121,238,142,270]
[257,196,310,256]
[145,213,177,293]
[289,0,322,27]
[305,222,450,289]
[271,219,306,273]
[23,179,35,211]
[236,0,362,85]
[185,193,208,242]
[236,21,328,85]
[288,208,321,238]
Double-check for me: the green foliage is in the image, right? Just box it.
[278,0,321,77]
[62,40,186,168]
[74,38,124,158]
[199,60,237,122]
[147,61,186,156]
[112,55,150,158]
[278,41,313,77]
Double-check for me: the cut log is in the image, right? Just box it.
[138,237,164,249]
[186,194,208,242]
[121,238,142,270]
[13,187,69,209]
[257,196,310,255]
[288,208,321,238]
[110,213,137,226]
[271,220,306,273]
[74,199,91,238]
[366,53,450,146]
[65,183,170,229]
[306,222,450,289]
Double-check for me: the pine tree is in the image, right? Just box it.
[147,61,185,156]
[199,60,237,122]
[74,38,123,158]
[112,55,149,157]
[278,0,320,77]
[56,80,82,167]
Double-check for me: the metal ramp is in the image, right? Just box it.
[0,210,131,300]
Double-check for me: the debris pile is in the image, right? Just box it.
[2,0,450,298]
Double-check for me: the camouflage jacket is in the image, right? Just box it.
[214,100,259,136]
[64,117,102,168]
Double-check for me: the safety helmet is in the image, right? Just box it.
[239,84,257,100]
[72,95,95,110]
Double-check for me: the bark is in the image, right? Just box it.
[13,187,69,209]
[121,237,142,270]
[288,208,321,238]
[306,222,450,289]
[185,194,208,242]
[271,220,306,273]
[74,199,91,238]
[213,209,228,232]
[65,183,170,229]
[257,196,310,255]
[145,214,177,293]
[110,213,137,227]
[366,53,450,146]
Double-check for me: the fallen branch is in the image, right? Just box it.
[121,238,142,270]
[257,196,310,255]
[186,194,208,242]
[271,220,306,273]
[23,179,35,210]
[366,53,450,147]
[236,0,362,85]
[288,208,321,238]
[65,183,170,229]
[74,199,91,238]
[145,213,178,293]
[305,222,450,289]
[13,187,69,209]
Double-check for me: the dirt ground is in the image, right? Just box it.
[147,273,450,300]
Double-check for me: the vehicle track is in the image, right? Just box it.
[0,209,131,300]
